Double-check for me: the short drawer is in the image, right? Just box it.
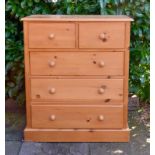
[30,52,124,76]
[31,79,123,102]
[28,23,75,48]
[31,105,123,129]
[79,22,125,48]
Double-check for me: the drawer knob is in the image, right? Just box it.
[50,115,56,121]
[98,88,105,94]
[99,33,107,42]
[49,61,56,67]
[98,115,104,121]
[49,88,56,94]
[49,33,55,39]
[99,61,105,67]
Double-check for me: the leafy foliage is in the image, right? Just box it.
[6,0,150,105]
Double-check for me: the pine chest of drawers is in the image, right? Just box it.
[22,15,133,142]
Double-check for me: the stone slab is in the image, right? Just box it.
[5,141,22,155]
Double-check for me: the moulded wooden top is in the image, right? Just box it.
[21,15,133,22]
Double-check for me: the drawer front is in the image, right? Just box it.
[28,23,75,48]
[31,105,123,129]
[79,22,125,48]
[30,52,124,76]
[31,79,123,102]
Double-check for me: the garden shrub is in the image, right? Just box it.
[5,0,150,105]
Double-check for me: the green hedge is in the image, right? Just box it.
[6,0,150,105]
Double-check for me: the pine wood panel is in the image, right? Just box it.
[23,21,31,127]
[31,105,123,129]
[28,23,75,48]
[31,100,122,105]
[79,22,125,48]
[21,15,133,22]
[30,52,124,76]
[123,22,131,128]
[24,128,130,142]
[31,79,123,101]
[30,75,124,79]
[28,48,125,52]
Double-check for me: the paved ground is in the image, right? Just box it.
[5,102,150,155]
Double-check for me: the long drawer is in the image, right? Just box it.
[30,52,124,76]
[31,105,123,129]
[31,79,123,102]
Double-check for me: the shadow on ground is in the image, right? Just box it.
[5,104,150,155]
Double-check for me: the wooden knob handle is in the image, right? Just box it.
[99,61,105,67]
[49,33,55,39]
[50,115,56,121]
[99,33,107,41]
[98,88,105,94]
[49,88,56,94]
[98,115,104,121]
[49,61,56,67]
